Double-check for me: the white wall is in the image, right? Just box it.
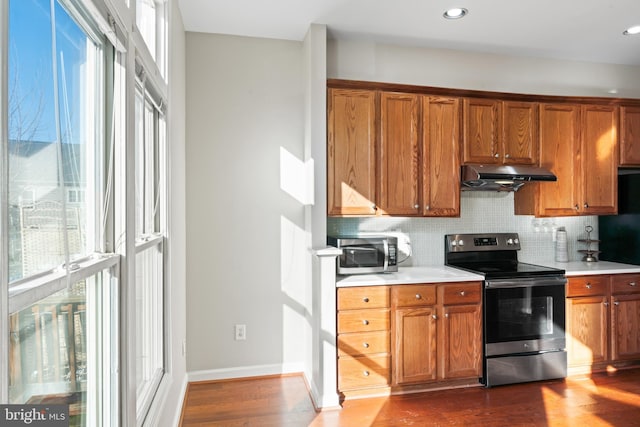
[185,33,308,376]
[146,1,187,426]
[327,39,640,98]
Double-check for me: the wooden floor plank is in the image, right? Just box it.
[180,370,640,426]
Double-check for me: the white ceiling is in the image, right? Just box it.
[177,0,640,66]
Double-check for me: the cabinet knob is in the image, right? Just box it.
[363,370,370,377]
[416,294,422,300]
[362,319,370,325]
[432,314,437,320]
[460,291,466,296]
[414,204,419,209]
[363,342,370,348]
[614,301,620,306]
[494,153,500,158]
[425,205,430,211]
[363,297,369,303]
[445,313,449,318]
[630,282,637,287]
[505,154,510,158]
[604,301,610,306]
[586,283,592,289]
[371,204,377,212]
[584,202,589,209]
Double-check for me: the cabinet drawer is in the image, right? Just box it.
[392,284,436,307]
[338,355,390,391]
[338,286,389,310]
[338,331,390,357]
[338,309,389,333]
[611,274,640,295]
[567,276,609,297]
[441,282,481,305]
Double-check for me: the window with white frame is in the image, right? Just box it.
[136,0,167,79]
[3,0,121,425]
[134,75,166,422]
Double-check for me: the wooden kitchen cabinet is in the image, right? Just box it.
[462,99,537,165]
[337,286,391,394]
[620,106,640,166]
[610,274,640,361]
[392,282,482,386]
[379,92,421,216]
[566,274,640,374]
[515,103,618,217]
[422,96,461,217]
[566,275,610,369]
[327,88,377,215]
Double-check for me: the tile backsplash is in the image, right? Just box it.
[327,192,598,267]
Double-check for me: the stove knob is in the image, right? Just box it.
[507,238,514,245]
[451,240,457,246]
[457,239,465,246]
[514,238,519,244]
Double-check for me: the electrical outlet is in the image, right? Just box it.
[234,324,246,341]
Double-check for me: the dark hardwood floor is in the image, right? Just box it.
[180,369,640,426]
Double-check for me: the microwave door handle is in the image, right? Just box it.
[383,240,389,271]
[343,246,377,252]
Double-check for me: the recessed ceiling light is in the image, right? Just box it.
[443,8,468,20]
[623,25,640,35]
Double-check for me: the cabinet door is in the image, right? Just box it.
[422,96,461,217]
[502,101,538,164]
[537,103,582,216]
[463,98,501,164]
[439,304,482,379]
[393,307,437,384]
[327,88,377,215]
[566,296,609,368]
[611,294,640,361]
[581,105,618,215]
[620,106,640,166]
[379,92,421,215]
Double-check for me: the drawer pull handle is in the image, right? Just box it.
[445,313,449,318]
[630,282,637,287]
[432,314,437,320]
[604,301,610,306]
[362,319,370,325]
[586,283,592,289]
[363,297,369,303]
[416,294,422,300]
[363,342,370,348]
[614,301,620,306]
[460,291,466,296]
[363,370,370,377]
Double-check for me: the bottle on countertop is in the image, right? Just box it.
[555,227,568,262]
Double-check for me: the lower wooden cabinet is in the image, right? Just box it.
[392,282,482,386]
[566,274,640,374]
[337,282,482,397]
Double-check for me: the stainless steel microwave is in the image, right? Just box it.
[327,235,398,275]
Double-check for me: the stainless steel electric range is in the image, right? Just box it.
[445,233,568,387]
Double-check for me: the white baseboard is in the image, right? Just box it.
[187,362,305,383]
[172,375,189,427]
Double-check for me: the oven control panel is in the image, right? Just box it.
[445,233,521,252]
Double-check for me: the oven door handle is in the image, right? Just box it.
[485,276,567,289]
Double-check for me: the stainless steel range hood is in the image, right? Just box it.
[461,164,557,192]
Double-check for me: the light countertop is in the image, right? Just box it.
[335,261,640,287]
[534,260,640,276]
[335,266,484,287]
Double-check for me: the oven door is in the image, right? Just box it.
[484,276,566,356]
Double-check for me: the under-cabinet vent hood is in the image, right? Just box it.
[461,164,557,192]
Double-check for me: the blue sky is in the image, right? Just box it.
[9,0,87,144]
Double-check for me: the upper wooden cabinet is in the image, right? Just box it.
[462,99,538,165]
[515,103,618,217]
[327,88,377,215]
[379,92,421,216]
[422,97,461,217]
[327,85,461,217]
[620,106,640,166]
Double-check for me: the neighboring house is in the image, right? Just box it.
[8,140,86,281]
